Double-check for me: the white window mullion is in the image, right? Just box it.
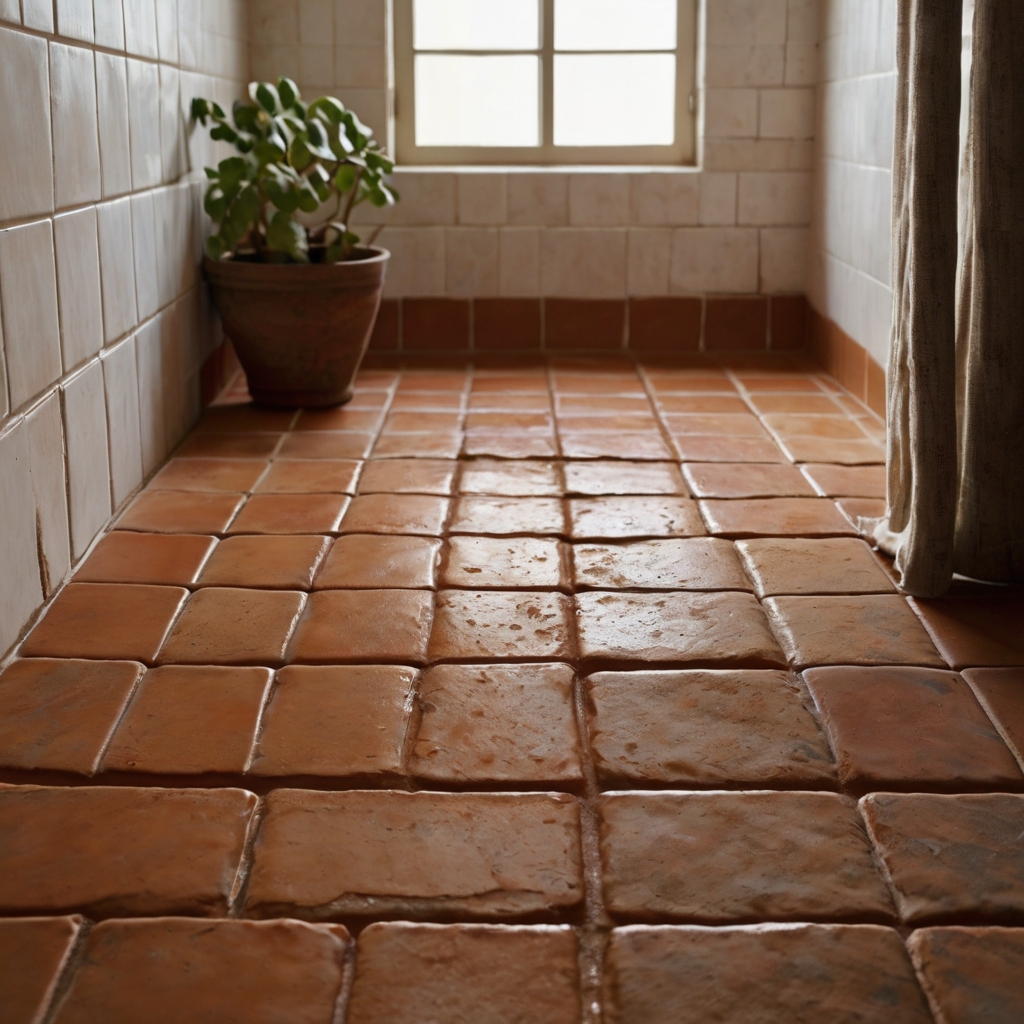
[541,0,555,149]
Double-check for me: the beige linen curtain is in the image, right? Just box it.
[878,0,1024,596]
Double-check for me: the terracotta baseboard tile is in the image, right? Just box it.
[474,298,542,350]
[628,298,701,354]
[705,297,768,352]
[367,298,399,352]
[544,299,625,350]
[402,298,470,351]
[770,295,810,351]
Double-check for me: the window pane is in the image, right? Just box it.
[416,55,540,146]
[414,0,540,51]
[554,0,677,51]
[554,54,676,146]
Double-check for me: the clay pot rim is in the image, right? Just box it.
[203,246,389,290]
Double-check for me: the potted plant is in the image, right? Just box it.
[191,77,398,407]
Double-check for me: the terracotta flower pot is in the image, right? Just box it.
[203,247,389,408]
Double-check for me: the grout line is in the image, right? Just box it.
[228,793,265,918]
[39,917,93,1024]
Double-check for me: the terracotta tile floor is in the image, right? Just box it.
[2,357,1023,1023]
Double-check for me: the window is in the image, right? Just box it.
[394,0,697,165]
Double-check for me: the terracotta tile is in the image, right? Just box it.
[399,370,470,391]
[551,371,643,395]
[0,785,256,917]
[357,458,457,494]
[764,596,945,667]
[459,460,562,496]
[384,411,463,432]
[428,590,573,661]
[463,430,560,458]
[245,789,582,920]
[372,432,463,458]
[737,538,896,596]
[770,294,809,350]
[442,536,567,589]
[21,584,188,663]
[564,461,685,496]
[672,436,787,463]
[683,463,816,498]
[860,793,1024,924]
[573,538,750,591]
[116,491,245,534]
[556,413,658,431]
[747,392,844,414]
[473,298,543,350]
[647,372,734,394]
[389,392,464,412]
[604,924,933,1024]
[74,532,216,587]
[836,496,887,526]
[313,535,440,589]
[466,412,554,432]
[227,494,349,535]
[0,915,82,1024]
[704,296,768,352]
[803,666,1022,791]
[450,497,567,536]
[288,590,434,664]
[197,535,331,589]
[738,374,824,393]
[150,458,268,493]
[656,394,750,413]
[194,404,296,433]
[0,659,144,774]
[545,298,625,350]
[347,922,579,1024]
[339,494,449,536]
[403,298,470,351]
[778,436,886,464]
[101,666,271,775]
[157,588,305,666]
[963,668,1024,766]
[558,432,673,460]
[53,918,349,1024]
[576,592,785,667]
[255,459,360,494]
[410,663,581,785]
[471,392,552,411]
[556,395,650,414]
[599,791,891,922]
[763,414,868,441]
[277,431,375,460]
[700,497,857,538]
[908,597,1024,669]
[176,432,282,459]
[471,371,548,393]
[250,665,415,778]
[569,497,705,540]
[293,407,383,431]
[801,463,887,498]
[628,297,701,354]
[664,413,769,438]
[907,927,1024,1024]
[587,669,834,787]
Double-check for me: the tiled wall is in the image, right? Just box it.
[0,0,249,657]
[251,0,819,304]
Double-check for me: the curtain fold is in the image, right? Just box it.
[878,0,1024,595]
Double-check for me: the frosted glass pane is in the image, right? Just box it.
[416,55,540,146]
[555,0,677,51]
[554,54,676,145]
[414,0,540,51]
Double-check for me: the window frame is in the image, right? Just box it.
[393,0,698,166]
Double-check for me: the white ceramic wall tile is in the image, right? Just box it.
[134,318,167,475]
[380,227,446,297]
[25,391,71,596]
[160,64,185,183]
[335,0,387,46]
[706,0,787,46]
[56,0,94,42]
[360,171,456,226]
[788,0,821,42]
[785,42,818,86]
[335,45,388,88]
[457,174,507,226]
[0,28,54,220]
[704,89,759,138]
[629,174,700,226]
[123,0,159,58]
[699,172,738,225]
[445,228,499,297]
[498,228,540,297]
[54,208,105,371]
[738,171,813,225]
[300,0,334,44]
[301,45,334,86]
[0,221,63,411]
[0,420,45,656]
[97,197,139,343]
[507,175,569,227]
[177,0,200,68]
[759,88,815,139]
[156,0,179,64]
[0,0,20,23]
[0,314,8,420]
[670,227,760,293]
[627,229,673,296]
[94,0,126,49]
[761,227,809,292]
[127,58,163,189]
[705,45,785,88]
[568,175,630,227]
[21,0,54,32]
[50,42,103,208]
[131,191,161,320]
[62,360,112,559]
[540,229,627,298]
[96,53,133,198]
[704,138,814,172]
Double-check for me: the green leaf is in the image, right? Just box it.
[232,101,260,132]
[334,164,358,193]
[204,186,227,222]
[310,96,346,124]
[211,102,226,119]
[277,76,300,109]
[217,156,250,189]
[296,180,321,213]
[205,235,227,260]
[308,164,332,202]
[204,166,218,180]
[365,150,394,174]
[289,137,314,171]
[210,123,239,144]
[253,138,286,165]
[265,176,299,213]
[325,243,346,264]
[252,81,280,114]
[190,97,210,123]
[267,210,309,262]
[228,184,261,235]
